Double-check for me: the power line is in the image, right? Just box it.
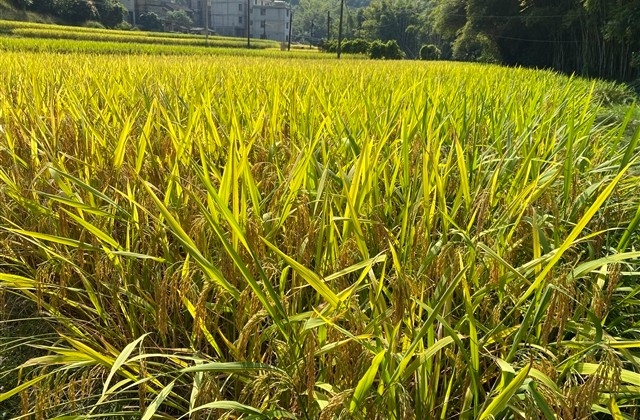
[444,13,583,19]
[492,34,581,44]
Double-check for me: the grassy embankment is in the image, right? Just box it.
[0,0,54,24]
[0,48,639,419]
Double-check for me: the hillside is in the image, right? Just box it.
[0,0,53,23]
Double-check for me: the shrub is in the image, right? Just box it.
[115,21,133,31]
[368,40,386,59]
[318,39,338,53]
[83,20,105,29]
[369,40,404,60]
[342,38,370,54]
[419,44,441,61]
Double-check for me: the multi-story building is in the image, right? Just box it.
[211,0,290,42]
[120,0,291,43]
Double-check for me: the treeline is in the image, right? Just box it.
[9,0,128,27]
[296,0,640,84]
[7,0,196,31]
[430,0,640,83]
[320,38,404,59]
[320,38,442,61]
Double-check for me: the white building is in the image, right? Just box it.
[211,0,291,42]
[119,0,291,43]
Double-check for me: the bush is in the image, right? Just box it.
[368,40,385,59]
[342,38,370,54]
[83,20,105,29]
[318,39,338,53]
[115,21,133,30]
[419,44,441,61]
[369,40,404,60]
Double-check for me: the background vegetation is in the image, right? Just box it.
[293,0,640,85]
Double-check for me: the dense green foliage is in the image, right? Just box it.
[419,43,440,60]
[138,12,163,32]
[1,49,639,419]
[292,0,368,43]
[165,9,192,31]
[319,38,403,59]
[350,0,640,82]
[8,0,127,27]
[368,39,403,59]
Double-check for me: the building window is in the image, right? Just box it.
[260,20,265,28]
[285,22,289,30]
[250,20,253,26]
[286,9,289,17]
[238,3,243,11]
[238,16,243,24]
[260,8,266,15]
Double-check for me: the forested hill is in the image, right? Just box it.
[294,0,639,85]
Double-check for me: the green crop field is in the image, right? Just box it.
[0,45,639,420]
[0,20,325,57]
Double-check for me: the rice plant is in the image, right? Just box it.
[0,52,639,419]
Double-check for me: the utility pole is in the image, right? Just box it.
[246,0,251,48]
[310,19,313,48]
[337,0,344,59]
[204,0,208,46]
[287,10,293,51]
[327,11,331,40]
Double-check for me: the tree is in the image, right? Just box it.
[165,10,192,31]
[29,0,55,15]
[419,44,441,60]
[94,0,127,28]
[53,0,98,24]
[9,0,33,10]
[369,39,403,59]
[427,0,639,81]
[138,12,163,31]
[360,0,426,57]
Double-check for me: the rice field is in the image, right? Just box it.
[0,50,639,419]
[0,20,278,48]
[0,20,308,56]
